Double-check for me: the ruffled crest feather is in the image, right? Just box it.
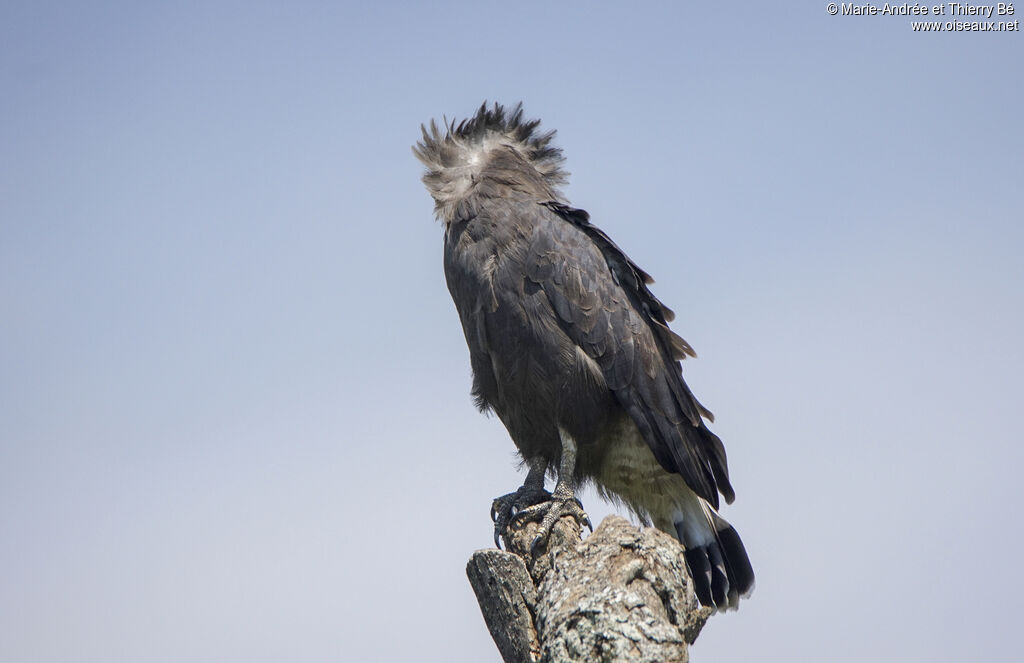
[413,102,568,222]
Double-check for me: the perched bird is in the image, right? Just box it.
[414,102,754,610]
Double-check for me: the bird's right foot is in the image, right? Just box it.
[490,484,552,549]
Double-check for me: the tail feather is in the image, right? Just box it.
[675,504,754,611]
[715,518,756,603]
[705,542,730,607]
[683,547,715,607]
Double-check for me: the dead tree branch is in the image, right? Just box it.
[467,515,712,663]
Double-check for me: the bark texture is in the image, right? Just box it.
[466,515,712,663]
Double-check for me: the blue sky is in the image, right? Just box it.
[2,2,1021,661]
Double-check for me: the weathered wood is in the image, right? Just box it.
[466,550,541,663]
[467,515,712,663]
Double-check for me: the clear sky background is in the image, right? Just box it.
[2,2,1021,661]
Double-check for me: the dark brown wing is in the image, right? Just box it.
[526,202,734,508]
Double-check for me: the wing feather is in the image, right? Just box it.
[529,202,734,507]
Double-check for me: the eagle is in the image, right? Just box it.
[414,102,754,610]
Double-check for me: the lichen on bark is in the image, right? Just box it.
[466,515,712,663]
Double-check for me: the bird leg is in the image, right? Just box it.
[511,429,592,555]
[490,457,552,549]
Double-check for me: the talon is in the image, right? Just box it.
[488,483,554,550]
[530,536,544,556]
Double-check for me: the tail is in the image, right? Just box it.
[674,502,755,611]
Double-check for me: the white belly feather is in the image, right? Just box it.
[593,417,715,549]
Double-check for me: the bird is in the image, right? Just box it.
[413,102,754,610]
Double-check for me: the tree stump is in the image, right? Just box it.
[466,515,712,663]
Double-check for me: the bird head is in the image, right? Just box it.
[413,102,568,224]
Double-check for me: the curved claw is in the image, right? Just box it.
[507,494,592,556]
[489,485,554,549]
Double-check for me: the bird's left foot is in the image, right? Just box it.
[512,491,593,555]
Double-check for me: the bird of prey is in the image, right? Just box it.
[414,102,754,610]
